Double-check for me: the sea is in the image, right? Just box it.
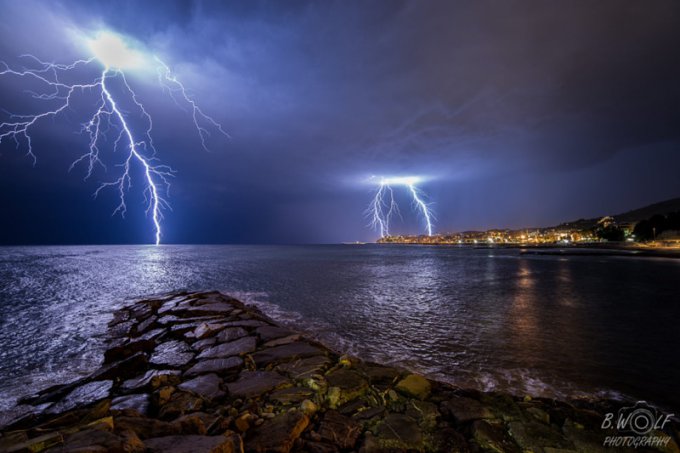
[0,244,678,412]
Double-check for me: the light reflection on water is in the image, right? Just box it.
[0,244,679,412]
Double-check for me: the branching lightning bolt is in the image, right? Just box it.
[0,32,227,245]
[367,182,400,237]
[367,176,434,237]
[407,183,433,236]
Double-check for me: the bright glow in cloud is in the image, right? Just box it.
[379,176,423,186]
[87,31,144,69]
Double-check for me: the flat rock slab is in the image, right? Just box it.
[276,355,331,379]
[150,340,195,368]
[326,369,368,407]
[104,338,155,363]
[93,351,149,381]
[111,393,150,415]
[395,374,431,400]
[194,322,229,340]
[226,371,290,398]
[251,342,325,367]
[145,433,242,453]
[216,327,248,343]
[256,326,295,342]
[441,396,494,423]
[263,335,302,348]
[47,380,113,415]
[375,414,422,450]
[121,369,181,392]
[222,319,270,328]
[193,337,218,351]
[318,410,362,449]
[178,374,226,401]
[197,336,257,359]
[245,411,309,453]
[185,357,243,377]
[269,387,315,405]
[114,416,181,439]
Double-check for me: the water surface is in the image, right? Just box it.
[0,244,678,411]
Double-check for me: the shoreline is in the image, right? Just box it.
[375,242,680,259]
[1,291,678,452]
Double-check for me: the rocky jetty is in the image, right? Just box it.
[1,291,678,452]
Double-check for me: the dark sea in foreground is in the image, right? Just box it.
[0,244,678,412]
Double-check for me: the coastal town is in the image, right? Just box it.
[378,198,680,247]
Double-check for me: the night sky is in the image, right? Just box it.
[1,0,679,244]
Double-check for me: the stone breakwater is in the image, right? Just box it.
[1,292,678,453]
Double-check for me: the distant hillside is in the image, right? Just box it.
[557,197,680,229]
[613,197,680,223]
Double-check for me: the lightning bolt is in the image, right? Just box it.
[407,183,433,236]
[0,31,227,245]
[367,176,434,237]
[367,182,400,237]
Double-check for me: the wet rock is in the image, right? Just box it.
[360,364,400,387]
[226,371,290,398]
[197,336,257,359]
[57,428,128,452]
[317,410,361,449]
[245,411,309,453]
[194,322,228,340]
[92,351,149,381]
[276,356,331,379]
[150,340,194,368]
[46,381,113,415]
[111,394,150,415]
[145,433,243,453]
[300,399,318,415]
[395,374,431,400]
[138,327,166,342]
[255,326,295,342]
[262,335,302,348]
[109,320,135,339]
[0,431,63,452]
[0,404,49,431]
[193,337,218,351]
[404,399,440,430]
[251,342,325,368]
[304,440,340,453]
[114,415,181,439]
[135,314,158,335]
[222,319,270,328]
[269,387,314,405]
[235,413,251,432]
[508,420,574,451]
[178,373,226,401]
[374,413,422,450]
[185,357,243,377]
[103,338,155,364]
[177,303,235,317]
[441,396,494,424]
[325,369,368,408]
[121,369,181,392]
[561,419,611,453]
[526,406,550,424]
[216,327,249,343]
[108,309,130,327]
[353,405,385,421]
[158,392,204,419]
[472,419,522,453]
[337,399,368,416]
[171,413,209,435]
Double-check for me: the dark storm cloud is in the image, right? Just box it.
[1,0,679,243]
